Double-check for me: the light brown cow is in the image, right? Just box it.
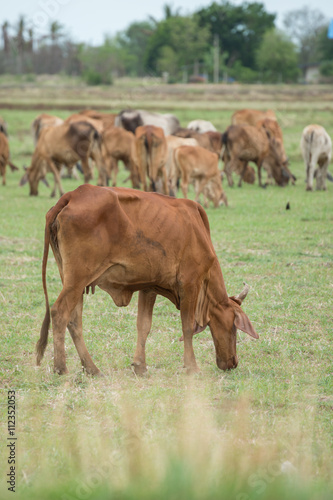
[222,125,292,187]
[0,132,18,185]
[31,114,64,145]
[174,145,228,207]
[135,125,168,194]
[36,184,258,375]
[231,109,277,126]
[100,127,140,188]
[165,136,199,196]
[20,121,102,196]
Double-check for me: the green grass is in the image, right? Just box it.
[0,87,333,499]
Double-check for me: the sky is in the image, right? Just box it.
[1,0,333,46]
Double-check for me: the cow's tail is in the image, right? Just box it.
[36,193,71,365]
[145,127,154,181]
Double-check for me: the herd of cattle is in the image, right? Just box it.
[0,107,332,204]
[1,107,331,374]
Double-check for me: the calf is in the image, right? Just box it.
[301,124,332,191]
[165,136,199,196]
[174,145,228,207]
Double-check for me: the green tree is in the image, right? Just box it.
[118,21,154,76]
[195,2,275,70]
[317,25,333,61]
[256,29,299,83]
[79,37,131,84]
[144,15,209,76]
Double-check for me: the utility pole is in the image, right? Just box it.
[213,34,219,83]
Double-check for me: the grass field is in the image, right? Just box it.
[0,81,332,499]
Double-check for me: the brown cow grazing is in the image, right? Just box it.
[20,121,102,196]
[231,109,277,126]
[174,145,228,207]
[100,127,140,188]
[135,125,168,194]
[31,114,64,145]
[0,132,18,185]
[222,125,292,188]
[36,185,258,375]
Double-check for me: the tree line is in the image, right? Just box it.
[1,2,333,84]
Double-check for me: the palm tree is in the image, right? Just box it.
[2,21,10,55]
[49,21,65,45]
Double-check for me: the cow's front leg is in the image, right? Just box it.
[67,294,101,376]
[132,290,157,375]
[180,298,200,374]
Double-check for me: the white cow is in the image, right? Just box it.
[116,109,180,136]
[187,120,217,133]
[300,125,332,191]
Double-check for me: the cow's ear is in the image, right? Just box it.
[234,309,259,339]
[264,128,271,140]
[19,172,28,186]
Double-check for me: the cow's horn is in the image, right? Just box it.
[236,282,250,303]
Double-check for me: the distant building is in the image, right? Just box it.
[300,63,320,84]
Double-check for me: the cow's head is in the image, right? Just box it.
[243,165,256,184]
[19,158,49,196]
[264,138,290,187]
[204,174,228,208]
[209,283,258,370]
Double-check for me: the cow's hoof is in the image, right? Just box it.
[86,368,103,377]
[131,362,147,376]
[54,366,69,375]
[306,186,313,191]
[185,366,200,375]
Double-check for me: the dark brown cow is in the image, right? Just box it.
[0,132,18,185]
[36,185,258,375]
[222,125,292,187]
[135,125,168,194]
[20,121,102,196]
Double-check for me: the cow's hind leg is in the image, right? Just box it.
[51,286,85,374]
[132,290,157,375]
[67,295,101,376]
[316,158,328,190]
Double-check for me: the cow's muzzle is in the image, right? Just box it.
[216,355,238,371]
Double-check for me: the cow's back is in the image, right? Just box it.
[232,109,277,126]
[53,186,216,294]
